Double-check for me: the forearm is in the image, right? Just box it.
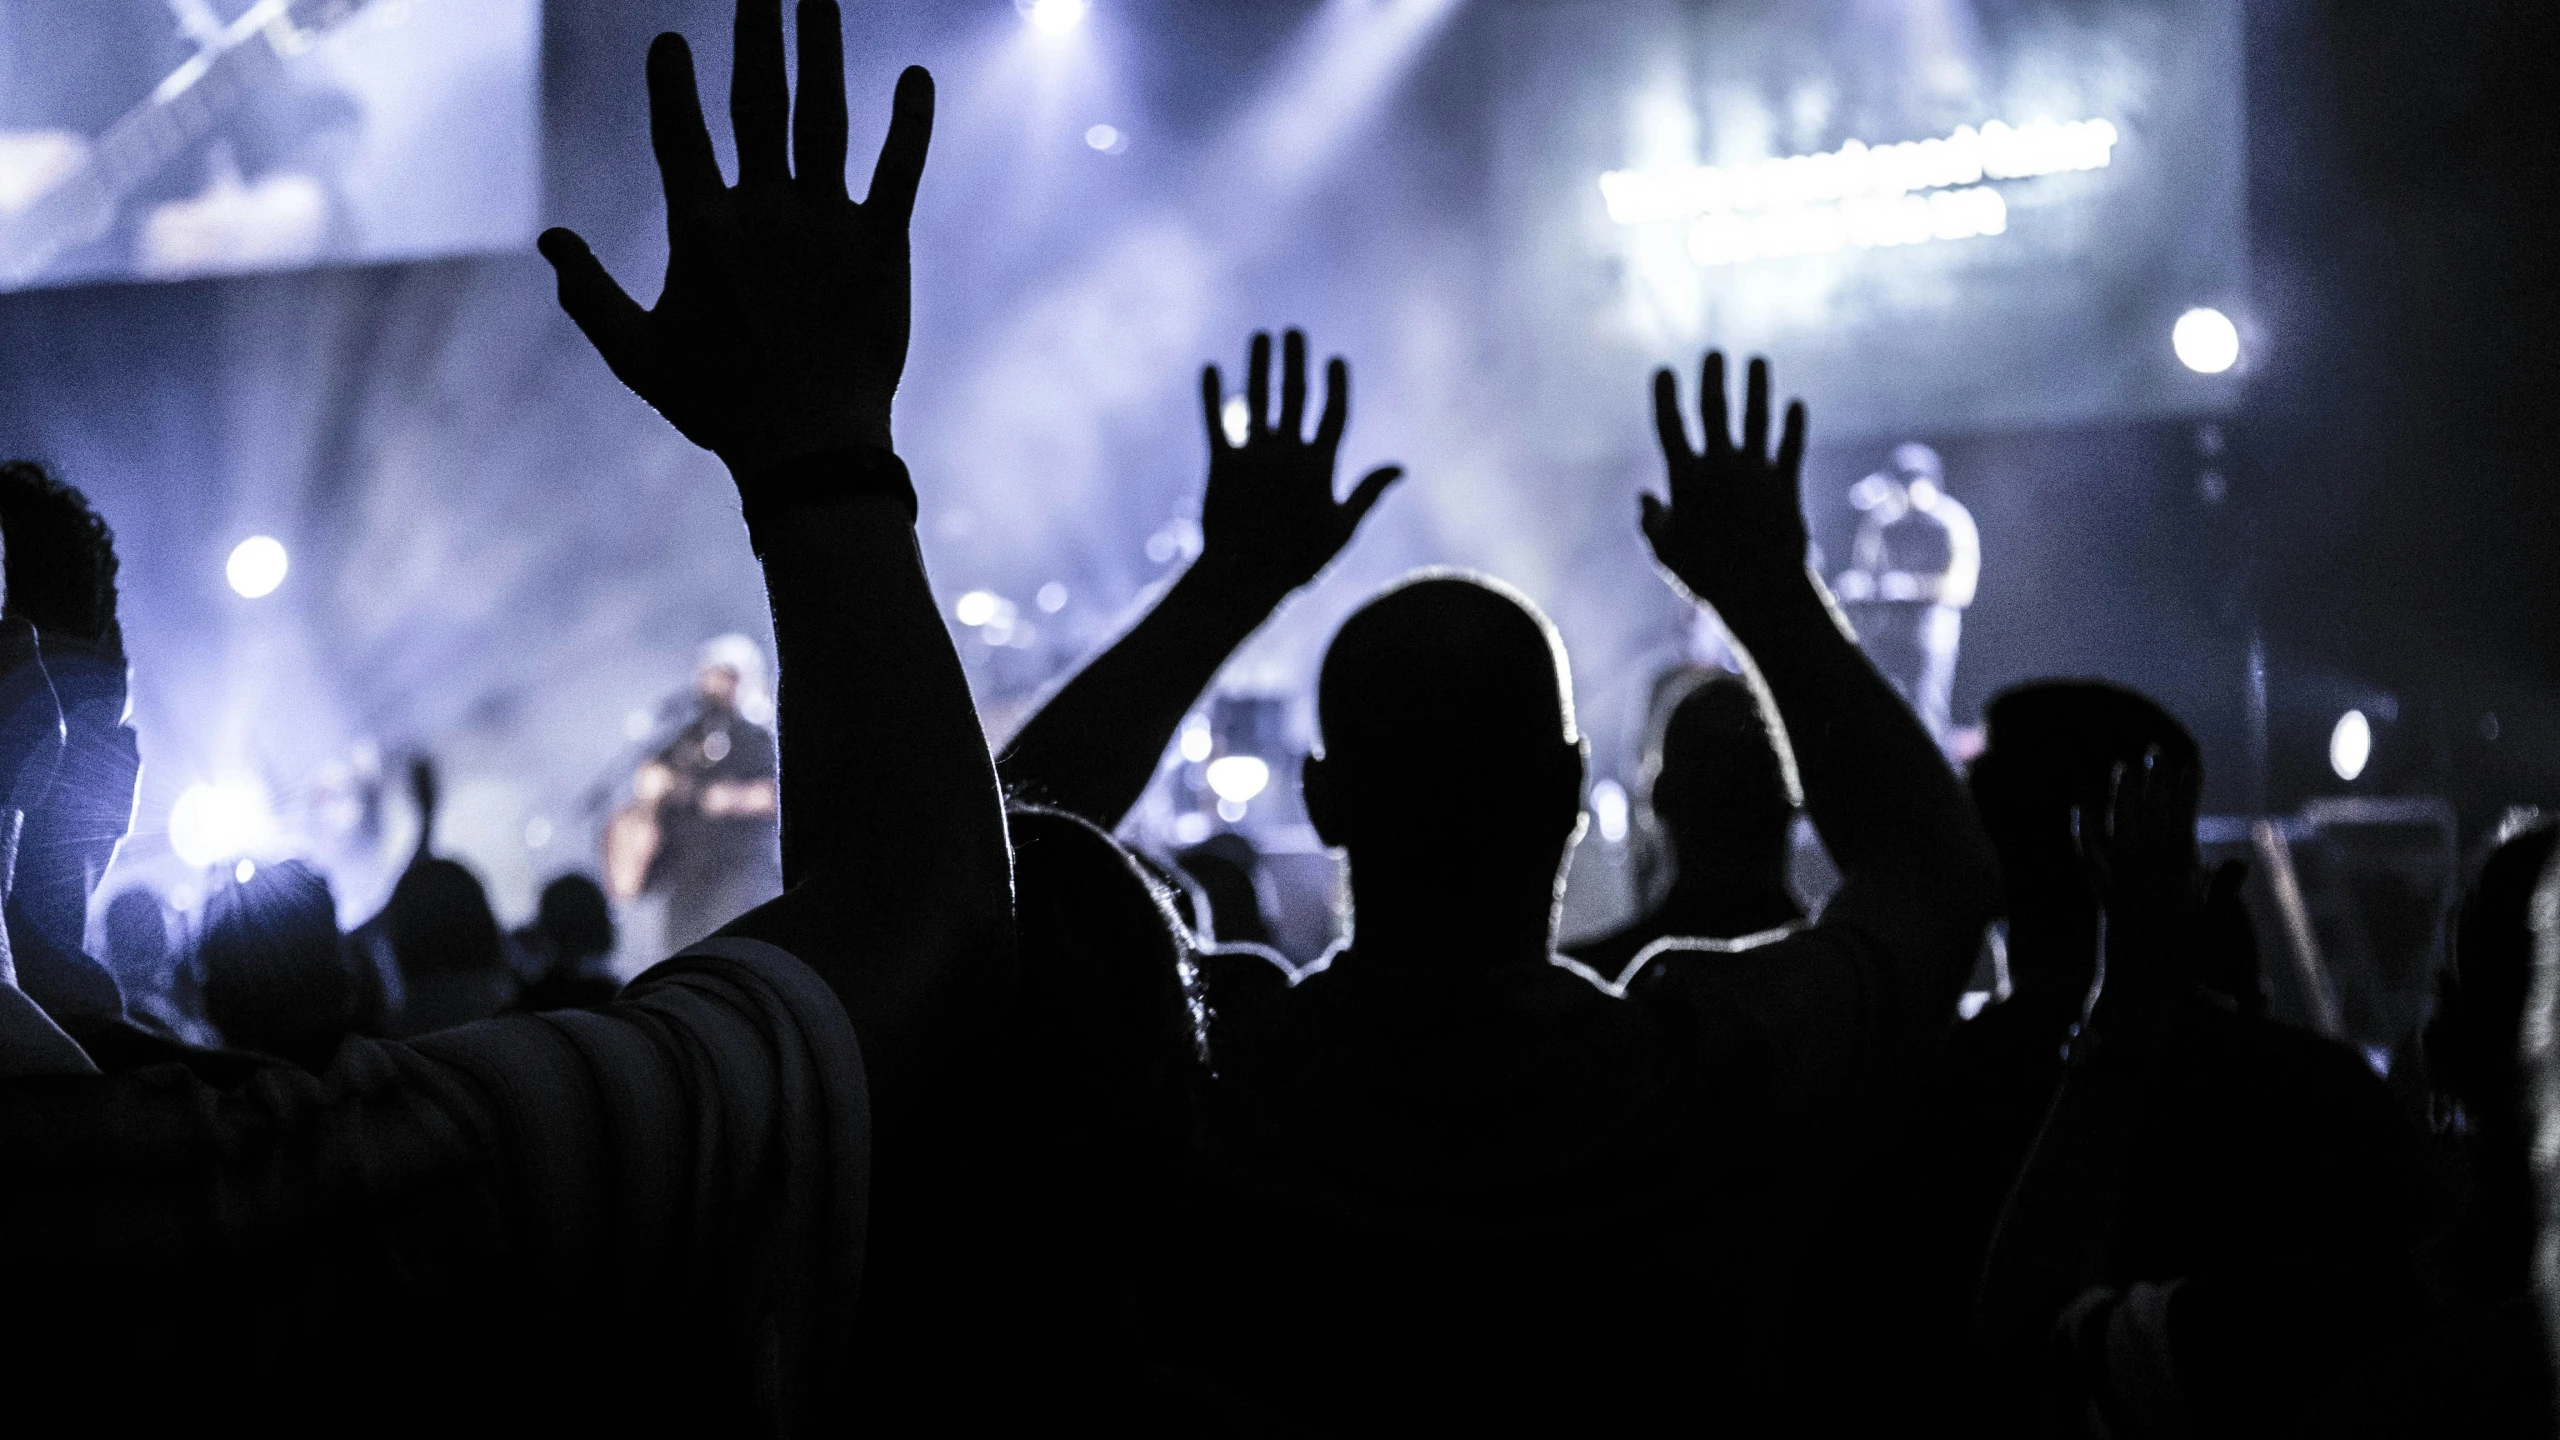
[1978,909,2183,1373]
[750,490,1010,923]
[1720,572,1995,899]
[1976,1052,2146,1373]
[997,561,1281,828]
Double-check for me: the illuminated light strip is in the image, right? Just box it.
[1687,185,2007,268]
[1599,117,2118,225]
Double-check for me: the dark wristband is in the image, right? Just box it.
[738,446,917,541]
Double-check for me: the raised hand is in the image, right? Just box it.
[538,0,930,479]
[1641,352,1810,616]
[1195,329,1402,602]
[2074,746,2206,1039]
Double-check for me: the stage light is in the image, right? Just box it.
[1222,395,1252,447]
[2329,709,2372,782]
[234,859,256,885]
[168,779,278,867]
[1018,0,1088,34]
[226,535,289,598]
[1037,582,1069,613]
[1179,716,1214,763]
[1601,118,2115,225]
[524,816,553,849]
[1084,124,1125,154]
[1172,812,1212,845]
[954,590,1002,627]
[2173,307,2240,374]
[1206,755,1271,804]
[1591,779,1629,843]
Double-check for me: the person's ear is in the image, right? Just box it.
[1303,752,1345,848]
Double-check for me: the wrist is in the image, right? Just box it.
[1179,552,1303,620]
[733,447,916,548]
[1700,563,1830,639]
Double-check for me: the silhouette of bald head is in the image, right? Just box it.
[1969,680,2200,919]
[1308,573,1582,865]
[1646,674,1793,883]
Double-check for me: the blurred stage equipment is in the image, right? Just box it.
[1832,444,1978,746]
[2201,796,2458,1065]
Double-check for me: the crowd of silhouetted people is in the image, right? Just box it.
[3,3,2558,1434]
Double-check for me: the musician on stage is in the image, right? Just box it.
[605,638,782,952]
[1831,442,1979,749]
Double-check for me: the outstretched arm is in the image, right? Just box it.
[996,329,1400,828]
[1975,756,2200,1420]
[540,1,1008,1038]
[1642,354,1998,1019]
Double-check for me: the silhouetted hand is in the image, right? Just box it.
[2075,747,2205,1043]
[1642,352,1810,617]
[538,0,931,477]
[1194,329,1402,602]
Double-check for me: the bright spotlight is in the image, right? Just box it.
[233,858,257,885]
[168,779,278,867]
[1221,395,1252,447]
[226,535,289,598]
[1018,0,1088,34]
[954,590,1002,627]
[2173,307,2240,374]
[1591,779,1630,843]
[1178,717,1214,764]
[2329,709,2372,782]
[1205,754,1271,804]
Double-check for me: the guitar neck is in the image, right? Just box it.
[0,0,372,284]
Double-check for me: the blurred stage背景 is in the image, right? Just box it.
[3,0,2559,1429]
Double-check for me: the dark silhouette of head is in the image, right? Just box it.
[1969,681,2201,996]
[1007,806,1201,1346]
[1174,831,1274,948]
[1643,673,1795,900]
[2429,819,2560,1135]
[0,462,142,989]
[200,860,354,1069]
[534,873,616,975]
[1304,573,1584,964]
[389,858,504,978]
[101,887,172,994]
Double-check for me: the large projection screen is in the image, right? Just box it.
[1488,0,2247,449]
[0,0,538,293]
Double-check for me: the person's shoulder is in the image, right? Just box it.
[1622,921,1819,996]
[627,934,856,1034]
[1200,941,1294,995]
[1561,920,1656,989]
[2187,1001,2408,1123]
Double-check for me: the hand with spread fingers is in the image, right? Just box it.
[1641,351,1812,618]
[538,0,929,479]
[1196,329,1403,604]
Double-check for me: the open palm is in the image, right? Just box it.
[1641,351,1811,616]
[1195,329,1402,602]
[538,0,929,479]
